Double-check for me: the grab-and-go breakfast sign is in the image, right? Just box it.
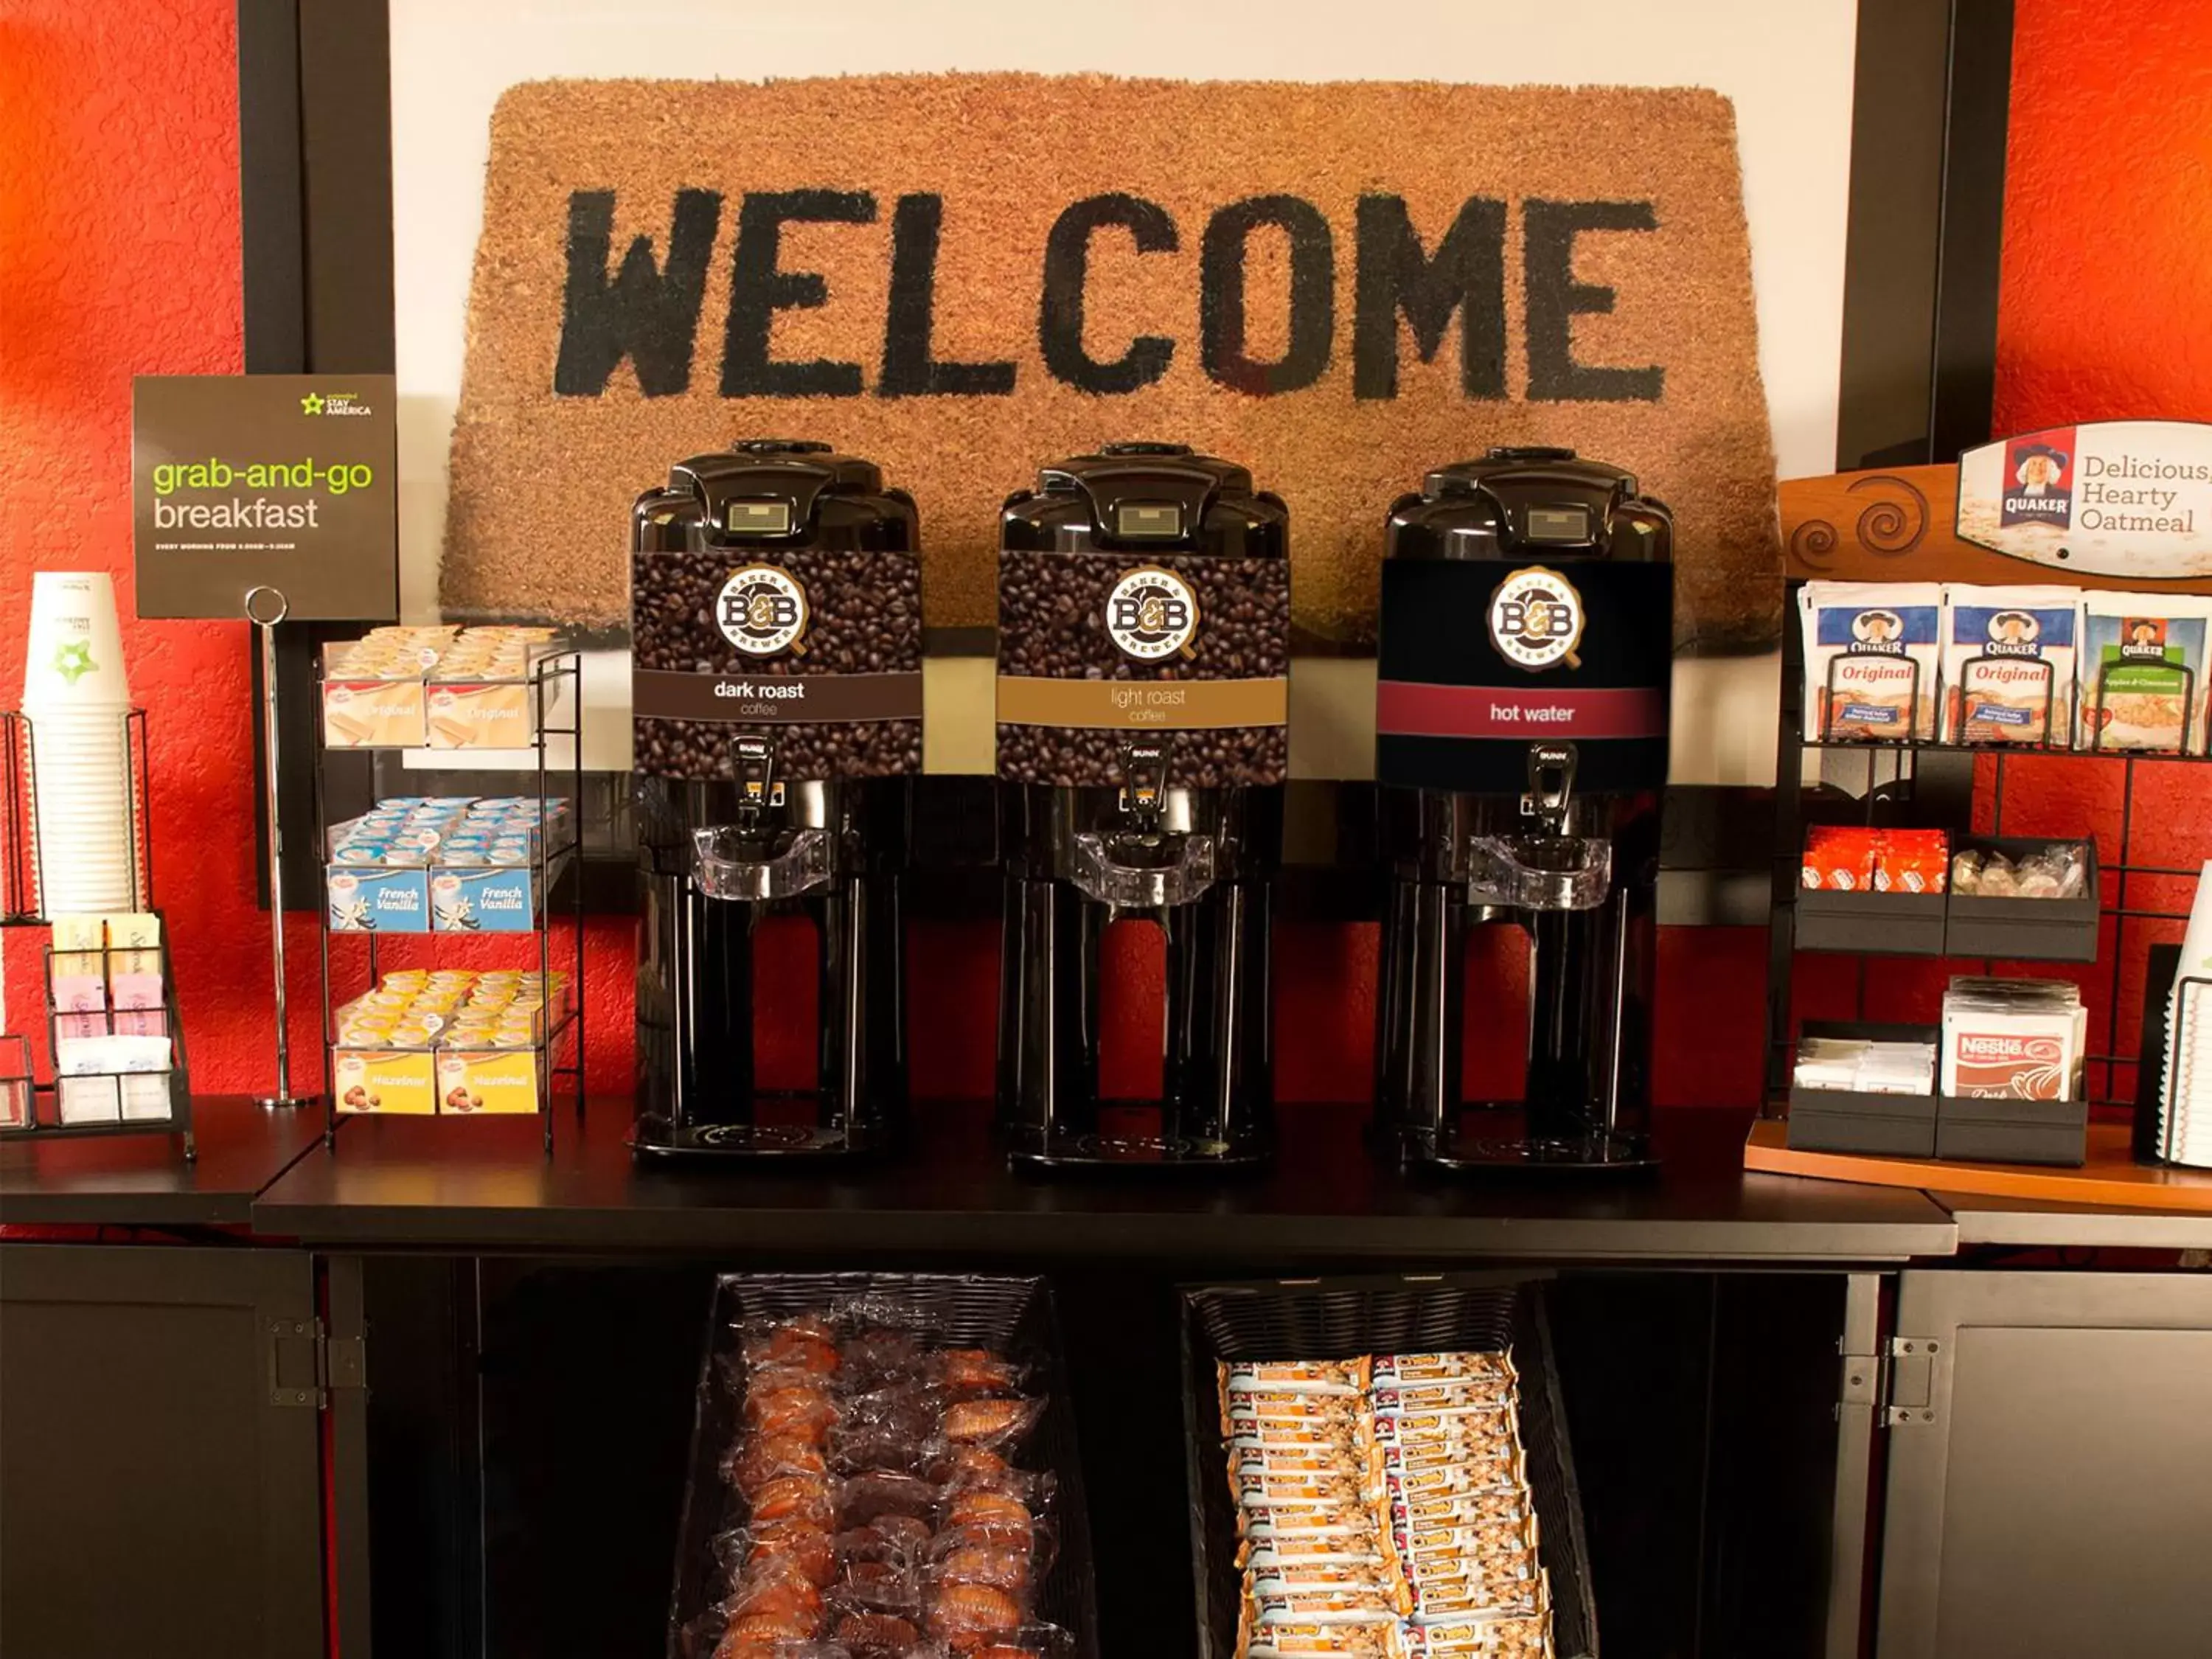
[1958,420,2212,580]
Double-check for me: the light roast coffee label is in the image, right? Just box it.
[996,552,1289,787]
[630,546,921,781]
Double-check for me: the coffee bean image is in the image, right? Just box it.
[632,546,922,782]
[996,552,1289,787]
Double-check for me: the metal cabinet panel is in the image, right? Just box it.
[0,1245,326,1659]
[1877,1270,2212,1659]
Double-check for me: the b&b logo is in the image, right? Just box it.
[1106,566,1199,661]
[716,564,809,657]
[2000,430,2074,528]
[1487,566,1585,671]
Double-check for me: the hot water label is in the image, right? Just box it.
[1377,557,1672,795]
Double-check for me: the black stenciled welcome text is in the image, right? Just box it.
[552,190,1665,403]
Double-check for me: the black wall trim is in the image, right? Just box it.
[1928,0,2014,463]
[299,0,397,372]
[1837,0,2014,468]
[237,0,305,373]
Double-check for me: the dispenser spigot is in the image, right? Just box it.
[1118,739,1171,826]
[1523,741,1578,830]
[731,735,786,819]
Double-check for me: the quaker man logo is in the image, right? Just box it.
[1848,609,1907,653]
[1985,610,2042,655]
[2122,618,2169,659]
[716,564,809,658]
[1488,566,1585,671]
[2001,439,2073,526]
[1107,567,1200,661]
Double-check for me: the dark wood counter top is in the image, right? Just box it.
[0,1098,327,1229]
[251,1099,1958,1264]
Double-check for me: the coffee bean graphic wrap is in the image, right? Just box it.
[631,546,922,781]
[997,552,1289,787]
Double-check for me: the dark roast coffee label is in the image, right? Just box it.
[631,546,922,781]
[996,551,1289,787]
[1376,558,1672,794]
[633,669,923,723]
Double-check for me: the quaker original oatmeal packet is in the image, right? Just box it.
[1938,585,2081,747]
[1798,582,1943,742]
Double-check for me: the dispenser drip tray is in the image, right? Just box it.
[630,1110,899,1162]
[1007,1105,1270,1174]
[1402,1109,1658,1175]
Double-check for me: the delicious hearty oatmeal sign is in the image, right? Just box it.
[441,74,1781,652]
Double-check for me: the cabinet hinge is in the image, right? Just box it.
[1881,1335,1941,1427]
[265,1317,366,1409]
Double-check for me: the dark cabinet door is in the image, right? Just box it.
[1876,1270,2212,1658]
[0,1245,326,1659]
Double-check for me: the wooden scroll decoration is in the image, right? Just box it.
[1781,465,2212,596]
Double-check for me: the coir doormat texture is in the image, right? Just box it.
[444,73,1779,652]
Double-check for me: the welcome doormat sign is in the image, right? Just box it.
[445,74,1780,652]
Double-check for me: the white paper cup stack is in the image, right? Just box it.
[20,572,138,916]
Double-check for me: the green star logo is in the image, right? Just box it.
[301,393,325,414]
[52,640,97,686]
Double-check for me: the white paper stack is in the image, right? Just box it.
[19,572,138,915]
[2158,861,2212,1169]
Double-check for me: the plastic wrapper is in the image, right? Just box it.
[725,1561,829,1627]
[926,1517,1058,1593]
[828,1610,929,1659]
[940,1397,1046,1451]
[840,1516,934,1565]
[929,1445,1055,1506]
[833,1553,925,1618]
[925,1580,1029,1651]
[731,1433,832,1494]
[722,1523,839,1590]
[935,1349,1032,1399]
[839,1470,943,1528]
[846,1381,952,1444]
[967,1626,1074,1659]
[939,1484,1049,1537]
[843,1328,931,1390]
[743,1315,845,1377]
[749,1474,838,1529]
[1950,842,2086,899]
[747,1383,843,1441]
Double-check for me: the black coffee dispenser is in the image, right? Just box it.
[627,440,922,1160]
[1373,448,1672,1172]
[994,444,1290,1171]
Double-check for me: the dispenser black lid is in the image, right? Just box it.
[633,439,914,551]
[1423,445,1639,501]
[1387,445,1669,565]
[1002,442,1285,557]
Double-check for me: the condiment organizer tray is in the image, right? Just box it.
[1180,1274,1597,1659]
[1786,1020,2087,1166]
[1795,835,2099,961]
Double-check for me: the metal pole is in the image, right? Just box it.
[246,585,311,1108]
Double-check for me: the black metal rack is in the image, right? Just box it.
[1768,580,2209,1113]
[313,647,588,1154]
[0,708,195,1156]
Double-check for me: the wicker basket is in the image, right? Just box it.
[669,1271,1101,1659]
[1182,1274,1599,1659]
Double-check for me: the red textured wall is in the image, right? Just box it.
[1,0,2203,1109]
